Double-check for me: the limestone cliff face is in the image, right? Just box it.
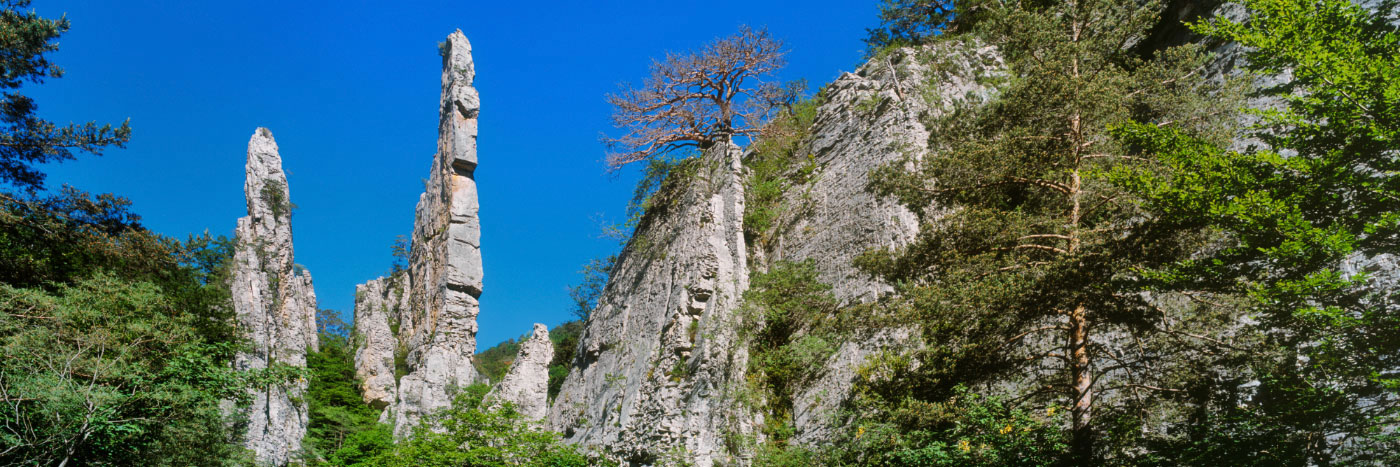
[486,323,554,421]
[350,29,486,437]
[230,128,318,465]
[549,143,752,466]
[546,40,1004,464]
[770,41,1004,445]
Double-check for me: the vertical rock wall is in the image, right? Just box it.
[547,41,1005,463]
[230,128,319,465]
[549,143,753,466]
[350,29,486,438]
[771,42,1003,445]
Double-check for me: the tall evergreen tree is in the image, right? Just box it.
[860,0,1241,460]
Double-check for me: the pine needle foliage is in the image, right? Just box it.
[860,0,1241,460]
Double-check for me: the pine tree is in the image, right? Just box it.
[0,0,130,192]
[860,0,1241,460]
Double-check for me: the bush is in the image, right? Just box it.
[825,387,1068,466]
[0,273,252,466]
[742,260,842,443]
[365,383,611,467]
[302,324,390,465]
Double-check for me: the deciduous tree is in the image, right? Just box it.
[603,26,791,169]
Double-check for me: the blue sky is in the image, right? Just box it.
[29,0,878,348]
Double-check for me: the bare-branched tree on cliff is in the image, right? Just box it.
[603,26,793,169]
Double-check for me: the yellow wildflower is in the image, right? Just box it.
[958,440,971,452]
[1000,424,1014,435]
[1046,406,1056,416]
[856,426,865,439]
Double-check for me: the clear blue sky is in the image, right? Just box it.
[29,0,878,348]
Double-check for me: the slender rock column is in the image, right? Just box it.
[390,29,485,437]
[230,128,318,465]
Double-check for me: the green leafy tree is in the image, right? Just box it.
[0,0,130,192]
[302,312,391,465]
[0,274,251,466]
[860,0,1240,460]
[820,387,1069,466]
[1111,0,1400,462]
[567,255,614,321]
[366,384,610,467]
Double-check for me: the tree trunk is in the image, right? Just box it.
[1069,303,1094,461]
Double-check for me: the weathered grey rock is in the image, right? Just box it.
[345,30,486,438]
[353,273,408,412]
[769,42,1002,303]
[770,41,1004,446]
[486,323,554,421]
[549,143,753,467]
[230,128,318,465]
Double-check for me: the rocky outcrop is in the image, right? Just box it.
[768,41,1004,445]
[545,40,1004,463]
[350,29,486,438]
[486,323,554,420]
[549,143,752,466]
[230,128,319,465]
[352,273,407,413]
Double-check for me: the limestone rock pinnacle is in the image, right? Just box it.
[348,29,487,438]
[230,127,318,465]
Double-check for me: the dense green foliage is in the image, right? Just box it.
[0,190,256,465]
[0,273,251,465]
[756,0,1400,465]
[864,0,955,55]
[858,0,1241,460]
[363,384,610,467]
[741,261,843,444]
[822,387,1069,466]
[1105,0,1400,462]
[302,311,392,465]
[567,255,614,321]
[0,0,129,192]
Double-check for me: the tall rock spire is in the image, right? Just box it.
[230,128,318,465]
[386,29,486,437]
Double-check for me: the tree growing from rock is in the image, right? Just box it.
[603,26,792,169]
[863,0,956,54]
